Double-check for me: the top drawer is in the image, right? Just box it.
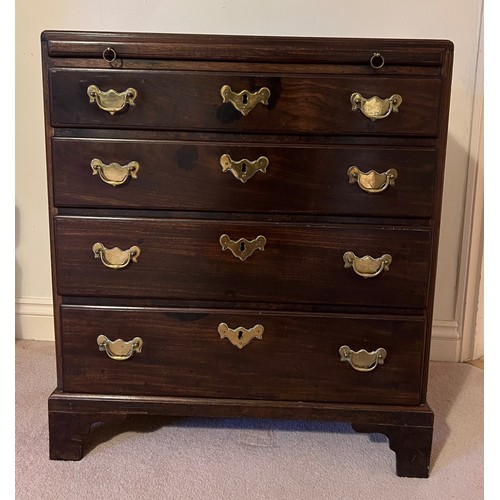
[49,69,442,136]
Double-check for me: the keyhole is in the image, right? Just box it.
[240,242,246,252]
[242,93,248,105]
[241,162,247,174]
[238,330,244,340]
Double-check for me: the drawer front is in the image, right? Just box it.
[52,137,437,218]
[61,305,425,405]
[49,69,442,136]
[55,217,432,308]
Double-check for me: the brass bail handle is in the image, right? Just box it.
[91,159,140,187]
[343,251,392,278]
[347,166,398,194]
[97,335,143,361]
[339,345,387,372]
[220,85,270,116]
[87,84,138,115]
[92,242,141,270]
[350,92,402,121]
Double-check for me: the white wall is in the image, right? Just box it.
[15,0,484,360]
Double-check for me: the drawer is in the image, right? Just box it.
[60,305,425,405]
[52,137,437,218]
[55,217,432,309]
[49,69,442,136]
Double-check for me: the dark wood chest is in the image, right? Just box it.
[42,31,453,477]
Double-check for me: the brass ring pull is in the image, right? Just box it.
[218,323,264,349]
[347,166,398,193]
[91,159,140,187]
[350,92,402,121]
[343,251,392,278]
[92,242,141,270]
[87,85,138,115]
[220,85,270,116]
[220,154,269,183]
[97,335,143,361]
[370,52,385,69]
[339,345,387,372]
[220,234,266,261]
[102,47,117,63]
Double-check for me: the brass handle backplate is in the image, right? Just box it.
[343,251,392,278]
[218,323,264,349]
[350,92,402,121]
[92,242,141,270]
[339,345,387,372]
[220,154,269,183]
[220,85,270,116]
[220,234,266,261]
[87,85,138,115]
[97,334,143,361]
[347,166,398,193]
[91,159,140,186]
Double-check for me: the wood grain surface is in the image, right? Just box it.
[41,32,454,474]
[60,305,424,405]
[52,137,437,217]
[54,216,432,308]
[49,69,442,136]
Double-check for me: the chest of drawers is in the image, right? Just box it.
[42,31,453,477]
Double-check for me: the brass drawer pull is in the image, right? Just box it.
[102,47,117,63]
[91,159,140,187]
[343,251,392,278]
[369,52,385,69]
[97,335,143,361]
[92,242,141,270]
[218,323,264,349]
[220,85,270,116]
[220,154,269,183]
[220,234,266,261]
[339,345,387,372]
[87,84,138,115]
[350,92,402,121]
[347,166,398,193]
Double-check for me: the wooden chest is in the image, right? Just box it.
[42,31,453,477]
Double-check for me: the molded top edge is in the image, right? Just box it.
[41,30,453,65]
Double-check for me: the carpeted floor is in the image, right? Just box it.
[15,340,483,499]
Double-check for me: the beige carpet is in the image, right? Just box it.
[15,340,483,499]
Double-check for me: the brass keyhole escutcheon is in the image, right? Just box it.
[220,154,269,183]
[218,323,264,349]
[220,85,270,116]
[220,234,266,261]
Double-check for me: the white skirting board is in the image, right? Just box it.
[15,297,55,342]
[429,320,461,362]
[15,297,463,361]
